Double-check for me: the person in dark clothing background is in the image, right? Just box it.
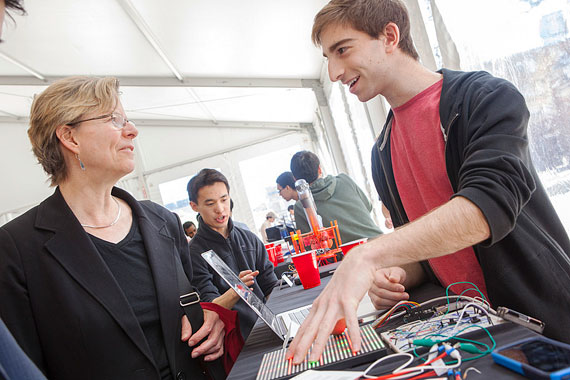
[187,169,278,339]
[290,150,382,243]
[183,221,196,239]
[288,0,570,364]
[276,171,298,202]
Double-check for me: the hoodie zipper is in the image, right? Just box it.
[442,112,459,191]
[442,112,459,146]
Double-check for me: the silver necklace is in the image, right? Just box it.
[80,197,121,229]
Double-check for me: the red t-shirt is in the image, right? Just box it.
[390,79,488,300]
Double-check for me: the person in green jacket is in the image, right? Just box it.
[290,150,382,243]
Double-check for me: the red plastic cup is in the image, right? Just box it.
[339,238,368,256]
[265,244,277,266]
[291,250,321,289]
[275,245,284,263]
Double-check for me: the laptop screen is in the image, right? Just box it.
[201,250,281,334]
[265,226,282,242]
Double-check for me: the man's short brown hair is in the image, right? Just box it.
[312,0,419,60]
[28,76,120,186]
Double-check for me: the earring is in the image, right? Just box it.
[75,154,86,171]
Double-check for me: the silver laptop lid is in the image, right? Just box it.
[201,250,286,339]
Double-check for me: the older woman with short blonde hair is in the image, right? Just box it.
[28,76,121,185]
[0,76,225,380]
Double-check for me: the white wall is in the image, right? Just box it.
[0,123,54,217]
[119,130,313,232]
[0,120,312,225]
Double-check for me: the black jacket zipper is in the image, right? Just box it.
[378,117,407,226]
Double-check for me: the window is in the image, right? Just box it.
[238,145,301,233]
[158,175,196,224]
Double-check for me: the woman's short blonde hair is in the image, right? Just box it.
[28,76,120,186]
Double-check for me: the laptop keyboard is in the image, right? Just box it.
[290,307,311,325]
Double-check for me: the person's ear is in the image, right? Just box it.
[55,124,80,154]
[190,201,199,212]
[383,22,400,53]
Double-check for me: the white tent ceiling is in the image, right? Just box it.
[1,0,327,78]
[0,0,330,216]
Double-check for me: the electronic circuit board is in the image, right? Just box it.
[379,302,504,353]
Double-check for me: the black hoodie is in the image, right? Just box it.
[372,68,570,342]
[189,216,277,339]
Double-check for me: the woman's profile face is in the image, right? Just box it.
[71,101,138,181]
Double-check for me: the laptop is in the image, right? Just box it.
[201,250,309,341]
[201,250,383,342]
[266,225,296,243]
[265,226,283,242]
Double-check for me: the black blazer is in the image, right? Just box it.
[0,187,205,380]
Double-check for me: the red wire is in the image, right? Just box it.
[406,371,437,380]
[424,352,447,365]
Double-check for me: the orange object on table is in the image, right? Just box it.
[289,221,343,266]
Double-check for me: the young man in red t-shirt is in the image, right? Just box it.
[288,0,570,363]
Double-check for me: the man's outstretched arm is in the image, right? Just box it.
[287,196,490,363]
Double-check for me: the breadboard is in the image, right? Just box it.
[256,324,386,380]
[380,303,503,353]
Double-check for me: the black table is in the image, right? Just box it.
[228,265,534,379]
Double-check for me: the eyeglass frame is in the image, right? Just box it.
[66,113,135,130]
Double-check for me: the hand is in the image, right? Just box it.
[385,217,393,229]
[238,269,259,287]
[368,267,409,309]
[286,247,376,364]
[213,270,260,310]
[180,310,225,361]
